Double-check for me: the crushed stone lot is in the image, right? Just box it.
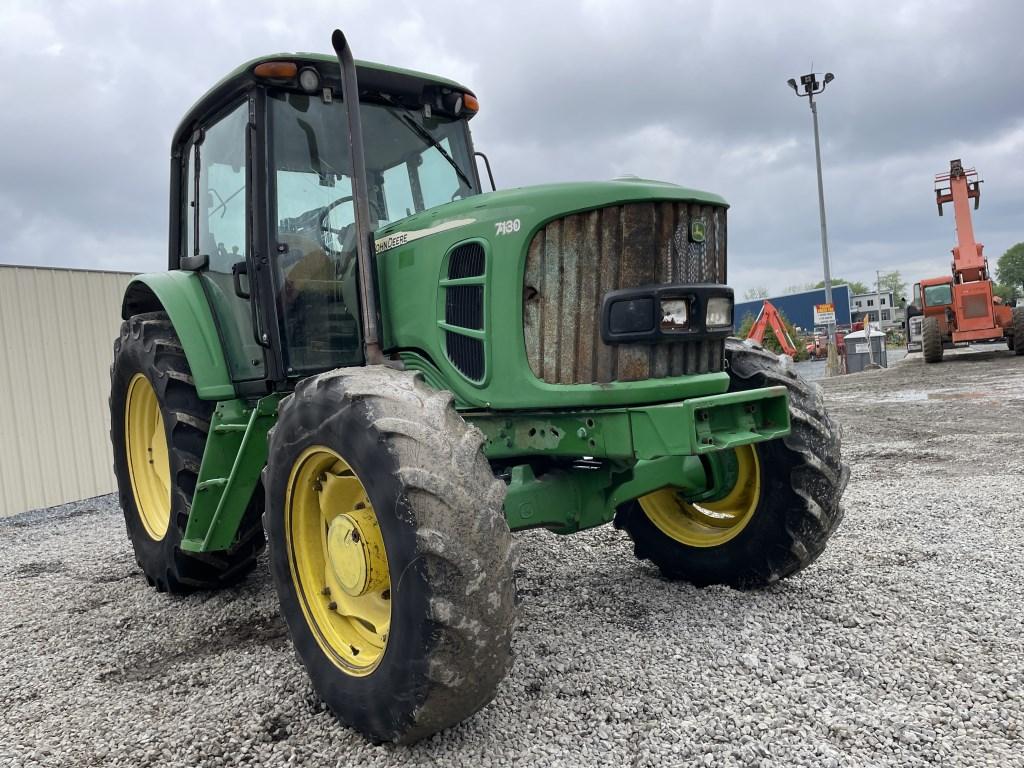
[2,344,1022,767]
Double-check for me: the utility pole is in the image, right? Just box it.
[788,72,839,376]
[867,269,881,367]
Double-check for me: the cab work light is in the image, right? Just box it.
[253,61,298,79]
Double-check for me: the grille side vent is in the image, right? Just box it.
[445,285,483,330]
[445,333,485,382]
[443,241,487,382]
[447,242,486,279]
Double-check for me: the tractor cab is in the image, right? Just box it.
[162,53,482,390]
[908,277,953,317]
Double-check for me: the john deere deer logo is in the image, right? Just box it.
[690,217,706,243]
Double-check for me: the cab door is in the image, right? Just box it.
[181,100,266,382]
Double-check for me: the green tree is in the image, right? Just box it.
[782,283,816,295]
[742,286,769,300]
[996,243,1024,293]
[814,277,869,295]
[737,307,809,361]
[993,282,1019,303]
[876,270,908,303]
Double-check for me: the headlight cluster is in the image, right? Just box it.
[658,296,732,333]
[601,286,734,344]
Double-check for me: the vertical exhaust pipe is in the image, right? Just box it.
[332,29,384,365]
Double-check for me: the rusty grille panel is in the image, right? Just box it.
[523,202,727,384]
[961,293,989,319]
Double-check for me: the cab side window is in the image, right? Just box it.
[181,101,265,381]
[199,108,247,272]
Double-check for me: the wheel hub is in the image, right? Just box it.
[326,509,388,598]
[286,447,392,675]
[639,444,762,548]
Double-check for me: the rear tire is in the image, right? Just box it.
[922,316,944,363]
[614,338,849,588]
[1012,307,1024,356]
[264,367,516,743]
[110,312,265,593]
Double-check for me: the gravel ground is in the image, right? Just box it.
[2,343,1023,767]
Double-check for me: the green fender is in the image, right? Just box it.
[122,272,236,400]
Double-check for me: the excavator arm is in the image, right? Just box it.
[747,300,798,357]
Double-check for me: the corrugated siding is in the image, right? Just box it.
[0,266,135,516]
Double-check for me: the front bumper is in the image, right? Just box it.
[475,386,791,534]
[469,386,790,461]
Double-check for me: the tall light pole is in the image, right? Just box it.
[788,71,839,376]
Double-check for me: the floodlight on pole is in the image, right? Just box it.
[787,70,840,376]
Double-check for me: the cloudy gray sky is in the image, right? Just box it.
[2,0,1022,298]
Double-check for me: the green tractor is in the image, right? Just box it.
[110,30,848,743]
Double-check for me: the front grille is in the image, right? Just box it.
[523,202,727,384]
[962,293,989,319]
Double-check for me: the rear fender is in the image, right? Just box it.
[122,272,235,400]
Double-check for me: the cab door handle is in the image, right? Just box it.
[231,261,251,299]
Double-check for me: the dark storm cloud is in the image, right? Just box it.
[1,0,1022,296]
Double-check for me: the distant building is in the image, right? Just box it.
[734,285,853,333]
[851,290,905,330]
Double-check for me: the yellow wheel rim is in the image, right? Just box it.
[124,373,171,540]
[639,445,761,548]
[285,446,391,675]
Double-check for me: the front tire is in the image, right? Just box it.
[264,367,516,743]
[110,312,265,593]
[922,316,944,363]
[614,338,849,588]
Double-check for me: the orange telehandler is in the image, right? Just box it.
[913,159,1022,362]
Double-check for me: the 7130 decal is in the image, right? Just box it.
[495,219,521,236]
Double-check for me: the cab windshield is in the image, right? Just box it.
[268,90,478,373]
[923,283,953,306]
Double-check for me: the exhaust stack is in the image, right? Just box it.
[331,28,384,365]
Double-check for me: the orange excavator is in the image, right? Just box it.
[916,159,1021,362]
[746,300,798,357]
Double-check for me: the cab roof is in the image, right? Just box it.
[172,53,474,151]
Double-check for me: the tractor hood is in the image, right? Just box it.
[375,178,732,411]
[373,179,727,254]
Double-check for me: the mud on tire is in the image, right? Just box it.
[110,312,266,593]
[264,366,516,744]
[615,338,850,588]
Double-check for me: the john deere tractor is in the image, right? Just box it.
[110,30,848,743]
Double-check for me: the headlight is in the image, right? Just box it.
[660,298,689,331]
[705,297,733,328]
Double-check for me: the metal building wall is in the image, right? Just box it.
[734,285,854,331]
[0,265,135,516]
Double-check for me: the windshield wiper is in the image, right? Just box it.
[381,97,474,192]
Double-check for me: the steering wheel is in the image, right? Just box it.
[318,195,383,257]
[318,196,355,242]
